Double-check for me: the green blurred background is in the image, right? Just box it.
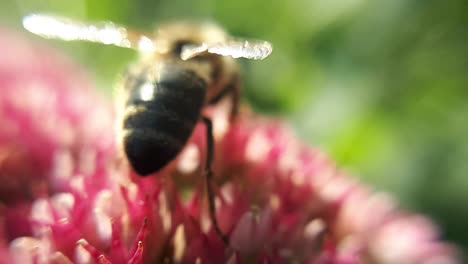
[2,0,467,253]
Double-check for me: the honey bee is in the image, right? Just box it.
[23,14,272,243]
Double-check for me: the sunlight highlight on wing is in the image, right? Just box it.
[181,39,273,60]
[208,40,273,60]
[22,14,157,52]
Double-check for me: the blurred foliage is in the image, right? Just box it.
[2,0,468,253]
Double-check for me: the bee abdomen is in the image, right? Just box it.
[122,107,196,175]
[122,63,207,176]
[123,128,185,175]
[123,107,196,140]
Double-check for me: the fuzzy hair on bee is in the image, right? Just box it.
[22,14,273,244]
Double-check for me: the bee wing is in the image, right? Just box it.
[181,39,273,60]
[22,14,157,52]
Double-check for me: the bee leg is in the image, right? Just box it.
[229,78,240,120]
[208,76,240,120]
[201,116,229,245]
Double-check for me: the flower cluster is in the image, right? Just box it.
[0,28,460,263]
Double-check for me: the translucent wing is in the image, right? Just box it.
[181,39,273,60]
[22,14,157,52]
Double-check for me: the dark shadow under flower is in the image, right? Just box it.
[0,28,461,264]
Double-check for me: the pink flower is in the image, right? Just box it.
[0,28,461,264]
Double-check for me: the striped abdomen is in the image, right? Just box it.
[122,63,207,176]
